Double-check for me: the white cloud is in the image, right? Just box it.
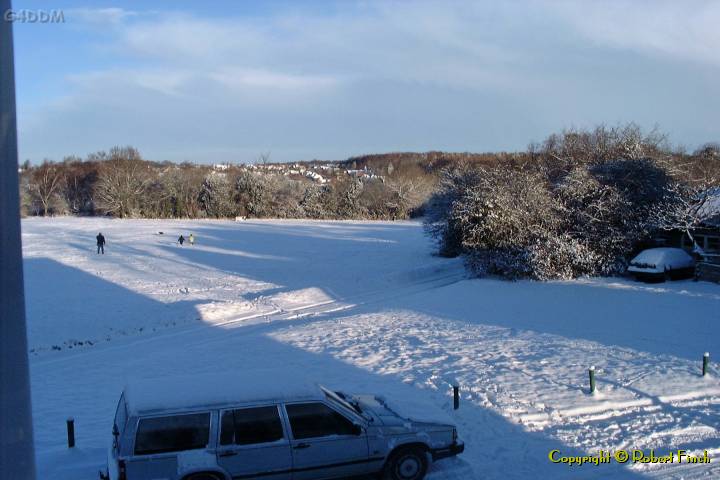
[550,0,720,66]
[68,7,138,27]
[120,15,265,62]
[108,4,527,91]
[209,68,340,90]
[66,69,194,97]
[17,1,720,164]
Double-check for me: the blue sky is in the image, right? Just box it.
[11,0,720,164]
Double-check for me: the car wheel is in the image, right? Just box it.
[384,446,428,480]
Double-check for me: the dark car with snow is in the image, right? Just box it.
[100,374,464,480]
[627,247,696,282]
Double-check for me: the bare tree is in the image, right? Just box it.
[94,147,151,218]
[385,175,433,219]
[159,165,206,217]
[28,160,64,215]
[650,183,717,249]
[268,175,304,218]
[649,144,719,250]
[540,123,670,181]
[60,157,97,214]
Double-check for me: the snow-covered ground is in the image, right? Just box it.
[22,217,720,479]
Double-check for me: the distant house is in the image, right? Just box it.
[305,171,327,183]
[682,190,719,253]
[658,190,720,282]
[678,226,720,254]
[694,193,720,282]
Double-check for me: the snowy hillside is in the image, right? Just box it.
[23,218,720,479]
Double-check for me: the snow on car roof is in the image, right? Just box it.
[631,248,692,265]
[123,370,324,415]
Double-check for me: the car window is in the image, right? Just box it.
[134,412,210,455]
[286,402,357,440]
[220,406,285,446]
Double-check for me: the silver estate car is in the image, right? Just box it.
[100,374,464,480]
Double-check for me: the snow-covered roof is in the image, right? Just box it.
[123,371,324,415]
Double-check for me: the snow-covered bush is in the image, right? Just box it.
[426,155,675,280]
[235,171,272,217]
[555,167,641,275]
[336,179,366,218]
[424,164,482,257]
[300,184,330,218]
[199,172,236,218]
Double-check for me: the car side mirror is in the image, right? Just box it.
[352,423,363,436]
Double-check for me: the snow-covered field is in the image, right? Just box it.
[23,217,720,479]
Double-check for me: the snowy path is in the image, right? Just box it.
[22,218,720,479]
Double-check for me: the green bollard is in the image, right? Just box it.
[589,366,596,394]
[703,352,710,376]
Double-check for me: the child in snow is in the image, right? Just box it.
[189,234,195,246]
[178,235,185,246]
[96,232,106,254]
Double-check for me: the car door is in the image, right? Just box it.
[127,411,212,480]
[216,405,292,480]
[284,401,370,480]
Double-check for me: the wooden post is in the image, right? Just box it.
[66,417,75,448]
[589,366,596,394]
[453,383,460,410]
[703,352,710,377]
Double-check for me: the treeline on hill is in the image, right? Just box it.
[20,123,720,280]
[19,148,529,220]
[19,148,440,220]
[424,124,720,280]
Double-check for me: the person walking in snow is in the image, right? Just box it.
[189,233,195,246]
[178,234,185,246]
[96,232,106,254]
